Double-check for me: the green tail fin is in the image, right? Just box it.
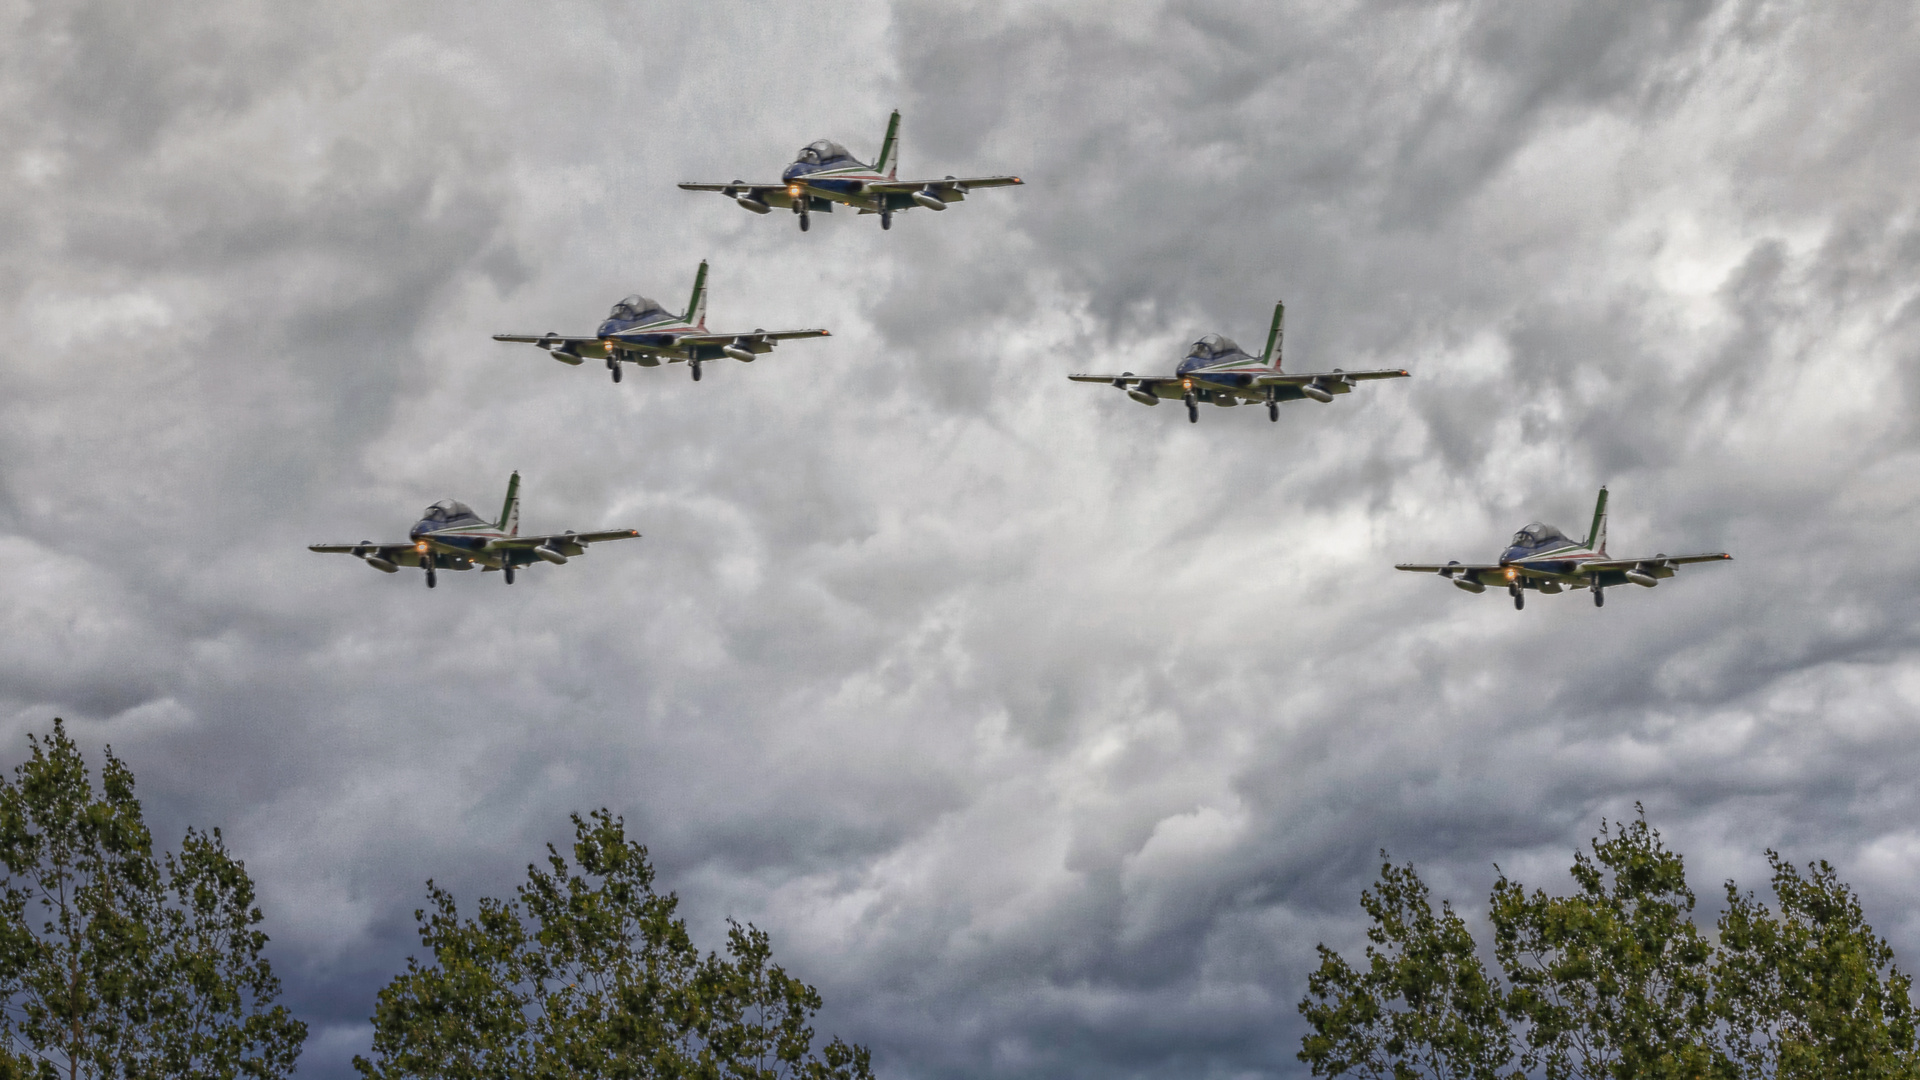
[1259,300,1285,365]
[1584,487,1608,553]
[498,472,521,535]
[684,260,708,328]
[875,110,901,177]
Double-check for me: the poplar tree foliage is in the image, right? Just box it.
[0,719,305,1080]
[355,808,876,1080]
[1300,812,1920,1080]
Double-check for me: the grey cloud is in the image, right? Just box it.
[3,1,1920,1078]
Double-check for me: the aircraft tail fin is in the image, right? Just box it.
[498,472,521,536]
[684,260,709,329]
[1259,300,1285,367]
[876,109,901,178]
[1584,486,1608,555]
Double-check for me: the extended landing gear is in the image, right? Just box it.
[1268,401,1280,422]
[607,357,622,383]
[881,210,892,231]
[798,212,810,232]
[1510,585,1524,610]
[1185,393,1199,423]
[689,360,703,382]
[424,564,437,590]
[1592,586,1605,607]
[504,566,515,585]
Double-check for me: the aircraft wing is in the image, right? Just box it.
[1067,373,1177,384]
[1395,562,1512,586]
[491,529,641,549]
[309,542,425,567]
[863,175,1024,192]
[1569,552,1733,571]
[677,182,800,208]
[1255,368,1410,385]
[668,329,830,346]
[493,333,609,361]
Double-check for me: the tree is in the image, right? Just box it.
[1715,853,1919,1079]
[1490,813,1725,1079]
[0,719,305,1080]
[1298,858,1516,1080]
[1302,813,1920,1080]
[356,808,875,1080]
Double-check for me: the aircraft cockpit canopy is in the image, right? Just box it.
[1189,333,1248,361]
[1511,522,1571,549]
[608,295,667,323]
[422,499,483,528]
[795,139,862,168]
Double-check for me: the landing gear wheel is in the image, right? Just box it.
[1185,394,1199,424]
[1592,588,1604,607]
[610,364,622,383]
[425,564,437,590]
[881,210,892,231]
[1512,589,1524,610]
[504,566,515,585]
[690,362,702,382]
[799,213,810,232]
[1268,401,1280,422]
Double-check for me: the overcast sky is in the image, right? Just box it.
[4,0,1919,1076]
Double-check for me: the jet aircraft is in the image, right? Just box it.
[493,261,828,382]
[1394,488,1731,609]
[1068,301,1410,422]
[678,110,1023,231]
[309,473,639,589]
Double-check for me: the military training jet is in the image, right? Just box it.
[678,110,1023,232]
[493,261,828,382]
[309,473,640,589]
[1394,488,1732,609]
[1068,301,1410,423]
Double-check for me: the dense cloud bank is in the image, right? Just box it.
[3,0,1918,1076]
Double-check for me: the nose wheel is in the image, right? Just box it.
[607,358,622,383]
[424,563,437,589]
[1509,583,1524,610]
[1185,394,1199,423]
[798,211,810,232]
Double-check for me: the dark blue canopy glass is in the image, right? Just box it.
[1510,522,1572,550]
[421,500,483,528]
[794,139,863,169]
[608,295,667,323]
